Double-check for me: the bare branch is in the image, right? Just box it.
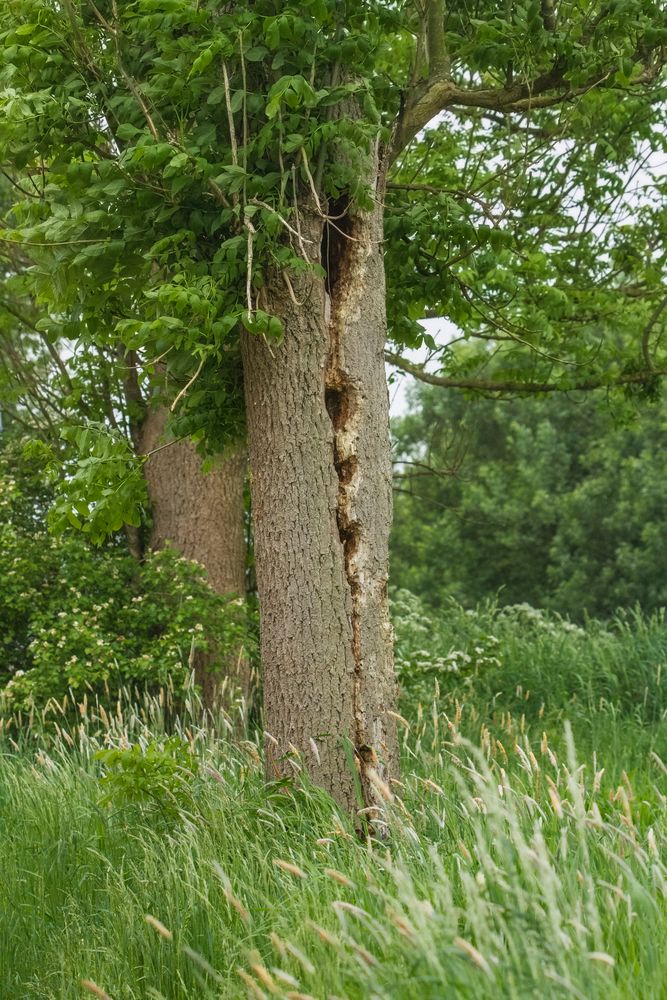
[385,349,665,395]
[0,297,74,392]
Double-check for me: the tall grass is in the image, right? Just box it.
[1,665,665,999]
[393,594,667,754]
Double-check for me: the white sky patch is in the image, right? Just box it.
[387,316,459,417]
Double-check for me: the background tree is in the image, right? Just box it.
[0,436,252,709]
[0,176,249,705]
[392,379,667,619]
[1,0,666,811]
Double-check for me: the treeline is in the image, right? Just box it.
[391,385,667,620]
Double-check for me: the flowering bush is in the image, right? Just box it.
[391,588,667,729]
[495,602,586,638]
[0,444,254,710]
[391,589,502,709]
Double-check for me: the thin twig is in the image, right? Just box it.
[300,146,324,215]
[222,61,239,170]
[170,356,206,412]
[250,198,314,246]
[244,219,255,314]
[282,270,305,307]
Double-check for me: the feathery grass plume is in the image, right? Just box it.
[324,868,354,887]
[144,915,173,940]
[273,859,307,878]
[306,920,341,947]
[81,981,112,1000]
[1,606,667,998]
[272,968,300,988]
[237,967,267,1000]
[247,951,278,993]
[453,937,493,977]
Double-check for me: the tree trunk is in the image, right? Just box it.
[242,157,398,816]
[141,407,249,707]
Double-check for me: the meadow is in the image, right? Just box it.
[0,598,665,1000]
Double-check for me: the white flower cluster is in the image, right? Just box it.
[499,603,585,638]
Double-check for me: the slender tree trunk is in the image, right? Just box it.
[141,407,249,706]
[242,155,398,815]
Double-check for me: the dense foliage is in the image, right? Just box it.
[392,589,667,745]
[1,1,666,534]
[0,9,666,988]
[391,382,667,619]
[0,441,253,709]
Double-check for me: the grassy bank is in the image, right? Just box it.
[1,604,666,999]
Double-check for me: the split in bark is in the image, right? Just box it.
[243,153,398,818]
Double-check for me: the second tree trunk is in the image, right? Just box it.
[142,407,248,707]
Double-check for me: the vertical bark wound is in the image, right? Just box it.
[242,178,397,815]
[322,203,366,771]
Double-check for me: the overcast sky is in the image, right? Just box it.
[387,316,459,417]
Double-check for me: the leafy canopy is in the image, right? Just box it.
[0,1,666,532]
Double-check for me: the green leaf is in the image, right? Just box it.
[230,90,245,113]
[244,45,268,62]
[283,133,305,152]
[116,123,142,141]
[207,86,226,106]
[188,46,214,80]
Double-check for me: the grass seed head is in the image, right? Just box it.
[453,937,493,977]
[324,868,354,887]
[274,858,307,878]
[587,951,615,966]
[81,980,113,1000]
[144,914,173,940]
[237,967,268,1000]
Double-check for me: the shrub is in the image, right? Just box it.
[0,442,255,709]
[95,735,199,820]
[391,589,667,739]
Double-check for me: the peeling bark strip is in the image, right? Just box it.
[242,159,398,816]
[323,197,392,808]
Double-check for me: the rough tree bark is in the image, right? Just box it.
[141,406,249,706]
[242,151,398,815]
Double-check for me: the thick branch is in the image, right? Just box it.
[392,64,585,157]
[426,1,448,76]
[391,47,664,159]
[118,348,147,454]
[385,350,665,395]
